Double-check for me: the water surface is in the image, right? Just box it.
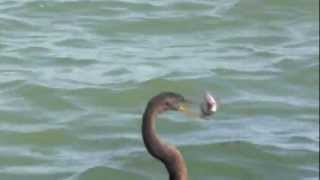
[0,0,318,180]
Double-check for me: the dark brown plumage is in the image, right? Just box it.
[142,92,188,180]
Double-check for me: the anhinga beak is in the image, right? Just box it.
[177,101,196,117]
[178,103,188,112]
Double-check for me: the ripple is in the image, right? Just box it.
[75,166,147,180]
[0,123,65,133]
[1,129,75,146]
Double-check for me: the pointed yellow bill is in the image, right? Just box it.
[178,103,197,118]
[178,103,189,112]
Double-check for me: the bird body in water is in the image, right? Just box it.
[142,92,217,180]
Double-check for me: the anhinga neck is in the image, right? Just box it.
[142,101,188,180]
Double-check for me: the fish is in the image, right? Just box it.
[200,91,218,117]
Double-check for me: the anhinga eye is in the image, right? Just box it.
[165,101,171,107]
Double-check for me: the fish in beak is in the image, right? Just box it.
[177,91,218,119]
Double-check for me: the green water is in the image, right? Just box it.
[0,0,318,180]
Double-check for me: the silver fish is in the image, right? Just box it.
[200,92,218,117]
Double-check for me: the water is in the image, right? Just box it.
[0,0,318,180]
